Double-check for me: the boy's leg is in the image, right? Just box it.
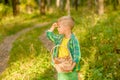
[57,71,78,80]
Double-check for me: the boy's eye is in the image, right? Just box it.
[57,26,61,28]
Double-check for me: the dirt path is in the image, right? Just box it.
[0,22,50,75]
[39,32,54,52]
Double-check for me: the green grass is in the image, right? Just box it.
[0,8,120,80]
[0,10,65,44]
[72,11,120,80]
[0,25,56,80]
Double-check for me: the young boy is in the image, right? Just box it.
[46,16,81,80]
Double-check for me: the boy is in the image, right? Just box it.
[46,16,81,80]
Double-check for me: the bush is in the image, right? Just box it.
[0,4,12,19]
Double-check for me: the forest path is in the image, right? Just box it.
[0,22,50,75]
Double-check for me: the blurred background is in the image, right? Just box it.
[0,0,120,80]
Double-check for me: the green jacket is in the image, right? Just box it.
[46,30,81,71]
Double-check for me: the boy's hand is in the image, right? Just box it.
[52,23,58,28]
[49,23,58,32]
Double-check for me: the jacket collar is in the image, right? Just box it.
[59,33,75,44]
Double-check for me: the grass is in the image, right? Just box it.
[0,8,120,80]
[0,10,65,44]
[0,25,56,80]
[72,11,120,80]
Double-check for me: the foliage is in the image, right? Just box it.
[72,11,120,80]
[0,26,56,80]
[0,1,120,79]
[0,4,12,18]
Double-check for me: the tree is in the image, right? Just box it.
[46,0,51,10]
[4,0,9,4]
[26,0,36,14]
[56,0,64,10]
[113,0,119,10]
[87,0,93,10]
[118,0,120,4]
[12,0,20,16]
[56,0,60,8]
[74,0,78,11]
[39,0,46,15]
[65,0,70,15]
[96,0,104,15]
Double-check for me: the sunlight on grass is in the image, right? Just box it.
[80,12,120,80]
[1,51,53,80]
[0,12,62,44]
[0,25,56,80]
[0,8,120,80]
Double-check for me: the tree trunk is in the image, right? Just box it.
[74,0,78,11]
[26,4,33,14]
[56,0,60,8]
[26,0,34,14]
[87,0,93,10]
[12,0,19,16]
[40,0,46,15]
[56,0,65,10]
[47,0,51,7]
[4,0,9,4]
[118,0,120,4]
[46,0,51,11]
[65,0,70,15]
[97,0,104,15]
[113,0,119,10]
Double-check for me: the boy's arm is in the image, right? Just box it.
[72,38,81,64]
[46,23,58,43]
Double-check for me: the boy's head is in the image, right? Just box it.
[57,16,74,34]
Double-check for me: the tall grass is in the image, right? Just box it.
[0,10,65,44]
[0,8,120,80]
[0,25,56,80]
[72,10,120,80]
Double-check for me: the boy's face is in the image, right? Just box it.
[57,22,68,34]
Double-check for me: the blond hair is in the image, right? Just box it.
[57,16,75,30]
